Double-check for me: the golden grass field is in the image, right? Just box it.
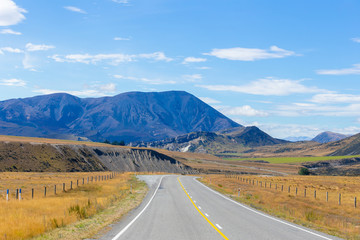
[201,174,360,240]
[0,172,147,240]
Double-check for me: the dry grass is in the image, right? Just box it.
[200,174,360,239]
[0,172,144,240]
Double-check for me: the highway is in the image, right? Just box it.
[99,175,341,240]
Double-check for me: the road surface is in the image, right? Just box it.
[98,175,341,240]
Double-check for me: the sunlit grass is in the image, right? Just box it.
[201,174,360,239]
[226,155,360,164]
[0,172,136,240]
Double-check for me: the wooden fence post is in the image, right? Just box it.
[314,190,316,199]
[326,192,328,202]
[355,197,357,208]
[63,183,65,192]
[70,181,73,190]
[54,185,56,195]
[339,193,341,205]
[32,188,34,199]
[304,188,306,197]
[44,187,47,197]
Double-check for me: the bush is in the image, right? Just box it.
[298,167,310,175]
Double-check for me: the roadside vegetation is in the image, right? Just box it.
[226,155,360,164]
[0,172,148,240]
[200,174,360,239]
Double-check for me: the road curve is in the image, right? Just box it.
[98,175,341,240]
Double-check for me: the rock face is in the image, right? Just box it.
[0,91,240,143]
[312,131,349,143]
[0,141,193,173]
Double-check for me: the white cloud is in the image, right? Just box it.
[98,83,116,92]
[33,83,117,97]
[196,66,211,70]
[0,28,21,35]
[275,102,360,117]
[0,0,27,26]
[183,74,202,82]
[26,43,55,52]
[204,45,296,61]
[199,97,221,104]
[0,78,26,87]
[51,51,172,65]
[198,77,328,96]
[351,38,360,43]
[310,93,360,104]
[0,47,23,53]
[114,37,130,41]
[64,6,86,14]
[182,57,207,64]
[113,75,176,85]
[215,105,268,117]
[112,0,130,4]
[316,63,360,75]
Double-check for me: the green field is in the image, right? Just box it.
[226,155,360,164]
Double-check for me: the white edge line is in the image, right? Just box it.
[216,224,223,229]
[194,178,334,240]
[111,176,165,240]
[205,213,209,217]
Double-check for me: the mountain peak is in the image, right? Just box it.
[0,91,240,142]
[312,131,349,143]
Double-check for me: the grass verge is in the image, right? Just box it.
[0,173,148,240]
[226,155,360,164]
[200,174,360,240]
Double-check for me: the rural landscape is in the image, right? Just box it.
[1,0,360,240]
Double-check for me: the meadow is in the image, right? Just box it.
[226,155,360,164]
[0,172,147,240]
[201,174,360,240]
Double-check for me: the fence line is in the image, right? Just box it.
[2,172,119,201]
[223,173,358,208]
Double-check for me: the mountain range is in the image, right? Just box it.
[0,91,240,142]
[133,126,288,154]
[311,131,349,143]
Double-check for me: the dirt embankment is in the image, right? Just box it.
[0,141,194,173]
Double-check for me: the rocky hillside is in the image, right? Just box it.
[0,91,240,143]
[312,131,349,143]
[0,140,193,173]
[133,126,288,154]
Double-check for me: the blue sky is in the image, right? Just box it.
[1,0,360,139]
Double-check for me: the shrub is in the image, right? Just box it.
[298,167,310,175]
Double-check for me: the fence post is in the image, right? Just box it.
[238,188,240,197]
[304,188,307,197]
[339,193,341,205]
[265,182,267,188]
[32,188,34,199]
[314,190,316,199]
[355,197,357,208]
[19,189,21,201]
[54,185,56,195]
[6,189,9,201]
[281,185,284,192]
[83,178,84,185]
[44,187,47,197]
[70,181,73,190]
[270,182,272,188]
[288,186,290,193]
[77,179,79,187]
[326,192,328,202]
[63,183,65,192]
[16,189,18,200]
[87,177,89,183]
[296,187,298,195]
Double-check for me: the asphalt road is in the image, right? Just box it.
[99,175,341,240]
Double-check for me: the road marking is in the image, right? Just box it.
[216,224,223,229]
[194,200,196,203]
[195,178,334,240]
[178,177,229,240]
[198,206,202,209]
[111,176,165,240]
[205,213,209,217]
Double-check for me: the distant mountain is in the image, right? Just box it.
[133,126,288,154]
[312,131,349,143]
[0,91,240,142]
[283,136,312,142]
[329,133,360,156]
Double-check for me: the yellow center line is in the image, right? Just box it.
[177,177,229,240]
